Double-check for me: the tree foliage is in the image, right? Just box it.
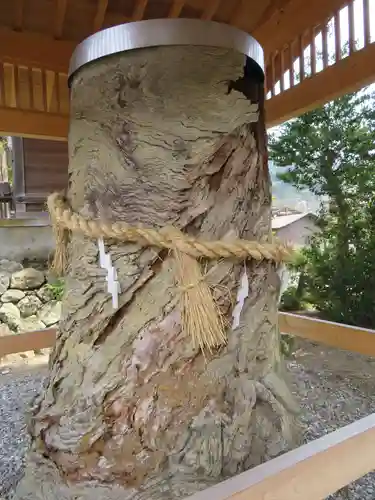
[270,90,375,328]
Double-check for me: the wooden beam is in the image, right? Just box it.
[168,0,185,18]
[14,0,24,31]
[279,313,375,357]
[93,0,109,32]
[54,0,68,39]
[0,107,68,140]
[266,42,375,128]
[186,413,375,500]
[230,0,245,25]
[132,0,148,21]
[0,328,56,357]
[252,0,291,32]
[0,29,74,73]
[201,0,221,20]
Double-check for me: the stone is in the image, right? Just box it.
[18,295,43,317]
[10,268,45,290]
[19,315,46,333]
[39,301,61,326]
[0,273,10,295]
[0,259,23,274]
[0,289,26,303]
[0,303,21,330]
[36,284,55,303]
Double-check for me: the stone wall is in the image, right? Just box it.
[0,259,61,336]
[0,217,54,262]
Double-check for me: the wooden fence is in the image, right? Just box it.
[1,312,375,499]
[3,312,375,358]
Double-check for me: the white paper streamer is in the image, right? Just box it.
[277,264,290,304]
[232,264,249,330]
[97,238,121,309]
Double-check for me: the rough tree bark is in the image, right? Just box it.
[13,46,299,500]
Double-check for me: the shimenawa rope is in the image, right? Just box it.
[47,192,292,353]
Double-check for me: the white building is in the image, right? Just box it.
[272,212,318,248]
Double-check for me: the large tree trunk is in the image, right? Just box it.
[13,45,299,500]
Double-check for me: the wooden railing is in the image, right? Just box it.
[2,313,375,499]
[279,312,375,356]
[3,313,375,358]
[266,0,366,94]
[186,412,375,500]
[266,0,375,126]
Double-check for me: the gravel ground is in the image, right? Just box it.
[1,341,375,499]
[0,359,46,499]
[288,339,375,499]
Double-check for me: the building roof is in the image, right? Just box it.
[272,212,315,230]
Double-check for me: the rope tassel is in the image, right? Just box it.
[174,249,227,353]
[47,192,293,353]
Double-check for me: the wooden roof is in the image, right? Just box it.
[0,0,272,41]
[1,0,374,141]
[0,0,349,72]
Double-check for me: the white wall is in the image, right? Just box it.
[275,216,318,247]
[0,218,54,262]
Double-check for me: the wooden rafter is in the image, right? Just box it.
[168,0,185,18]
[54,0,68,39]
[132,0,148,21]
[14,0,24,31]
[93,0,108,32]
[201,0,221,21]
[229,0,244,25]
[252,0,291,32]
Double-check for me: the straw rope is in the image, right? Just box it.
[47,192,293,353]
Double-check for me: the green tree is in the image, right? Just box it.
[269,90,375,327]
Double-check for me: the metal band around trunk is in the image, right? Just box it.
[68,19,264,84]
